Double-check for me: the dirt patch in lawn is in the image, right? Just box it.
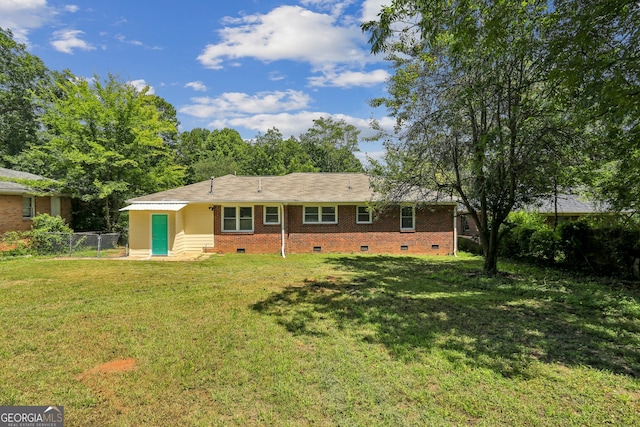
[76,358,136,379]
[76,358,138,414]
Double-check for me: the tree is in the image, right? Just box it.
[546,1,640,215]
[299,117,363,172]
[17,73,184,232]
[0,28,49,165]
[188,128,250,181]
[363,0,573,274]
[249,128,316,175]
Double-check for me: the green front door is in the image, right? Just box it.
[151,214,169,256]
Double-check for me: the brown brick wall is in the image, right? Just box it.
[209,204,455,255]
[0,195,74,235]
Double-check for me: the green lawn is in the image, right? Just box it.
[1,253,639,426]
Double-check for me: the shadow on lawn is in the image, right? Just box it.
[252,255,640,378]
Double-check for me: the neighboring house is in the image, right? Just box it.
[0,167,72,234]
[457,193,612,237]
[534,193,613,226]
[122,172,458,257]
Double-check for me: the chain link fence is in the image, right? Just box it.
[33,232,123,257]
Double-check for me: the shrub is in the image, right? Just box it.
[529,227,560,264]
[500,211,557,263]
[29,214,74,255]
[558,220,640,278]
[0,231,30,257]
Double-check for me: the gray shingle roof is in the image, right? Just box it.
[532,194,611,215]
[127,173,456,205]
[0,167,47,194]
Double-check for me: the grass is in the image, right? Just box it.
[0,252,639,426]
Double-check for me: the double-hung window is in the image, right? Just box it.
[223,206,253,232]
[356,206,372,224]
[22,196,34,219]
[304,206,337,224]
[400,206,415,231]
[263,206,280,225]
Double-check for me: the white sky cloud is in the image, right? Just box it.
[309,68,390,88]
[360,0,391,23]
[50,29,95,54]
[0,0,53,43]
[116,33,143,46]
[64,4,79,13]
[207,111,365,139]
[197,5,370,70]
[185,81,207,92]
[129,79,155,94]
[207,110,390,142]
[179,90,313,119]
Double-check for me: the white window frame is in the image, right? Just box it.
[356,205,372,224]
[22,196,35,219]
[263,205,281,225]
[303,205,338,224]
[222,206,254,232]
[400,205,415,231]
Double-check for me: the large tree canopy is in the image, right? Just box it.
[299,117,363,173]
[17,73,184,232]
[547,0,640,215]
[0,28,49,164]
[363,0,576,274]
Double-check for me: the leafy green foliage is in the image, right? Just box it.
[28,214,74,255]
[0,28,49,165]
[363,0,572,274]
[500,212,559,264]
[178,118,362,183]
[299,117,363,173]
[558,220,640,278]
[16,73,185,231]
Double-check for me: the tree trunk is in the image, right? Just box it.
[104,198,112,232]
[479,224,500,275]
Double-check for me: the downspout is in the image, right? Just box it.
[453,205,458,257]
[280,204,286,258]
[208,205,215,250]
[209,177,215,250]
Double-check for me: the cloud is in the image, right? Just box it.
[185,81,207,92]
[116,33,143,46]
[308,68,390,88]
[268,71,286,82]
[300,0,356,17]
[64,4,79,13]
[207,111,364,138]
[197,5,370,70]
[50,29,95,54]
[129,79,155,94]
[360,0,392,23]
[0,0,53,43]
[179,90,313,119]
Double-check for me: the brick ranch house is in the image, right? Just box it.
[122,173,459,257]
[0,167,72,235]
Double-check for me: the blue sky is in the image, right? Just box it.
[1,0,393,161]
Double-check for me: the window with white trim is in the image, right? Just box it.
[356,206,372,224]
[223,206,253,232]
[304,206,337,224]
[263,206,280,225]
[22,196,34,219]
[400,206,415,230]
